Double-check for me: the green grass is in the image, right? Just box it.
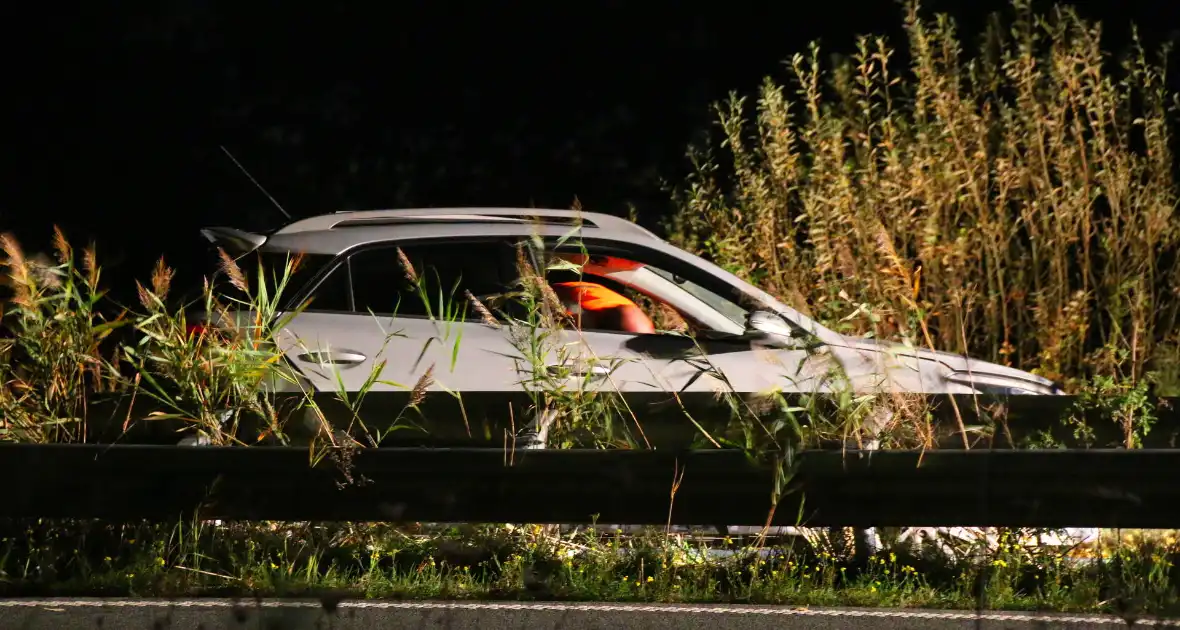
[0,519,1178,617]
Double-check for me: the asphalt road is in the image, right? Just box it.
[0,599,1176,630]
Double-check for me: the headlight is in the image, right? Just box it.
[945,371,1063,396]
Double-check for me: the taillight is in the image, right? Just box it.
[186,321,214,339]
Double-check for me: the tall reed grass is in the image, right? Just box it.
[0,229,125,442]
[0,228,315,445]
[666,0,1180,393]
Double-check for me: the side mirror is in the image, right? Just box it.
[745,310,806,348]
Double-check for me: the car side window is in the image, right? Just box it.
[539,246,752,336]
[304,240,518,319]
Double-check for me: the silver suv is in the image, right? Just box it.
[200,207,1064,447]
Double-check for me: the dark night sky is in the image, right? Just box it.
[2,0,1178,294]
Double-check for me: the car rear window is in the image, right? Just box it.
[180,248,335,312]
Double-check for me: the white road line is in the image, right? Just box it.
[0,599,1176,626]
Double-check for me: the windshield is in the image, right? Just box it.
[643,265,749,329]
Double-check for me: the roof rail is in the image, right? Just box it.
[330,214,583,229]
[274,207,660,240]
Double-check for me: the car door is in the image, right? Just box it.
[534,238,833,449]
[273,237,537,446]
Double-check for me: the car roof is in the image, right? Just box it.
[276,207,656,237]
[254,207,661,256]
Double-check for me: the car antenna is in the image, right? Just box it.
[219,145,292,224]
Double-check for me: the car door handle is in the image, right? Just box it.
[546,364,611,378]
[296,350,368,366]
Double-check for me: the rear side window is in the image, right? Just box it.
[306,240,519,319]
[193,249,334,312]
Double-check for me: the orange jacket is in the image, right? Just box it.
[552,281,639,312]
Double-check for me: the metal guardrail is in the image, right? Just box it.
[3,443,1180,527]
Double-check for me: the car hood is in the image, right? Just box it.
[831,336,1062,393]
